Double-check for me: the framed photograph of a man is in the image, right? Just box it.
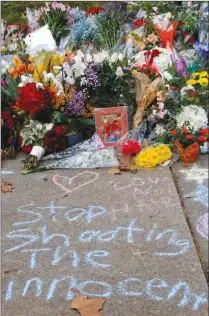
[94,106,128,147]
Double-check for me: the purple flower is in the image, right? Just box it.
[66,90,86,116]
[1,80,8,87]
[84,66,100,88]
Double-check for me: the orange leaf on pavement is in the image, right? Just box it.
[108,168,121,175]
[1,181,14,193]
[71,295,105,316]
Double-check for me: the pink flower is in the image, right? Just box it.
[158,110,168,119]
[187,1,192,7]
[51,1,66,11]
[148,115,155,122]
[158,102,164,110]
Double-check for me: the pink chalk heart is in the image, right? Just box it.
[53,171,99,194]
[196,213,208,240]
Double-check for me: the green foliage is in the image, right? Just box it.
[95,6,126,50]
[1,1,108,25]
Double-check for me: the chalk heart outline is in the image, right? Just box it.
[53,171,99,194]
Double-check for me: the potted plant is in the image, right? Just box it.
[170,127,208,162]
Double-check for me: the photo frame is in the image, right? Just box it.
[94,106,128,148]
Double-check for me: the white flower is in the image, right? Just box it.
[116,66,124,77]
[53,66,62,73]
[36,83,44,90]
[76,50,85,59]
[18,75,34,87]
[175,105,208,131]
[85,53,93,63]
[118,53,124,61]
[45,123,53,131]
[155,124,166,136]
[163,71,173,81]
[180,85,195,98]
[110,53,118,63]
[43,72,54,81]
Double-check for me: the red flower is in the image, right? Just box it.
[197,136,207,142]
[8,138,13,145]
[1,111,11,120]
[21,144,32,153]
[178,20,184,27]
[15,83,50,116]
[6,118,14,129]
[199,128,209,135]
[18,136,23,145]
[122,140,141,156]
[188,90,197,98]
[133,19,144,29]
[20,24,29,34]
[171,130,177,136]
[86,6,103,16]
[54,125,68,136]
[171,87,181,92]
[182,128,188,133]
[186,135,194,140]
[189,35,196,45]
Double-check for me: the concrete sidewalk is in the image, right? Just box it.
[172,155,208,279]
[1,155,208,316]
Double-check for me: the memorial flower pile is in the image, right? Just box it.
[1,1,209,171]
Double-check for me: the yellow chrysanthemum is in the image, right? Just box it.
[198,78,208,86]
[186,79,197,86]
[135,148,160,169]
[192,72,200,79]
[199,71,208,78]
[155,144,172,163]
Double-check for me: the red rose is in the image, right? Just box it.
[21,144,32,153]
[6,119,14,129]
[181,128,188,133]
[122,140,141,156]
[86,6,103,16]
[197,136,207,142]
[8,138,13,145]
[134,19,144,29]
[54,125,67,136]
[1,111,11,120]
[188,90,197,98]
[199,128,209,135]
[18,136,23,145]
[186,135,194,140]
[171,130,177,136]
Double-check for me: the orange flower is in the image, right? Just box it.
[186,135,194,140]
[16,63,26,75]
[181,127,188,133]
[8,67,19,78]
[171,129,177,136]
[28,63,34,74]
[197,136,207,142]
[12,56,21,66]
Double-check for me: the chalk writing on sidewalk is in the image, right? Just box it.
[2,200,207,312]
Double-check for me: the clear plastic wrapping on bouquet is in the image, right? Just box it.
[198,4,209,45]
[39,134,119,170]
[26,8,40,32]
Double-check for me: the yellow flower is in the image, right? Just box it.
[135,148,160,169]
[192,72,200,79]
[132,70,138,77]
[155,144,172,163]
[199,71,208,78]
[186,79,197,86]
[198,78,208,86]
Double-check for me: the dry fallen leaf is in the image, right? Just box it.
[142,140,149,147]
[1,181,14,193]
[182,163,189,168]
[4,269,19,274]
[117,155,134,171]
[108,168,121,175]
[71,288,80,294]
[71,295,105,316]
